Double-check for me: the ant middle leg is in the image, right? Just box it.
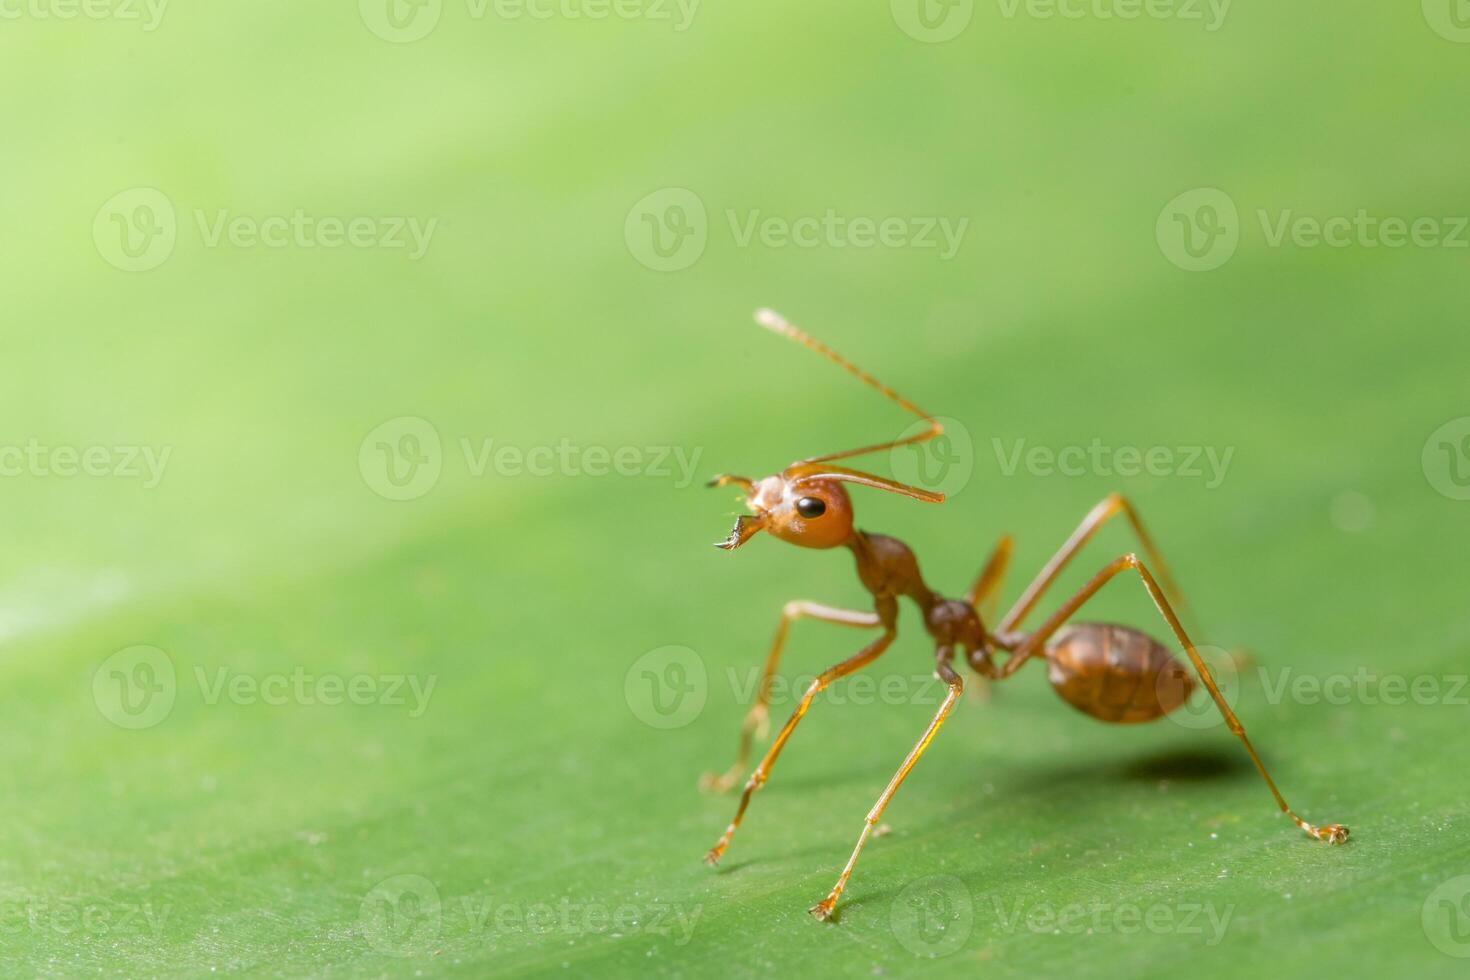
[705,617,896,866]
[1006,553,1348,844]
[963,535,1015,685]
[700,601,882,793]
[810,646,965,920]
[965,534,1014,622]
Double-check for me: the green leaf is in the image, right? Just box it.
[1,3,1466,977]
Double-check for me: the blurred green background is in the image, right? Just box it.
[2,1,1468,976]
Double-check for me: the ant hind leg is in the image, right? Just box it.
[1008,554,1348,845]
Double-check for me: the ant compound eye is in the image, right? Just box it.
[796,496,827,519]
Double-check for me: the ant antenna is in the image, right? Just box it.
[754,309,943,465]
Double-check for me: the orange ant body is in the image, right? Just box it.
[701,309,1348,922]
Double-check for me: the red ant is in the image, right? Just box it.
[701,310,1348,921]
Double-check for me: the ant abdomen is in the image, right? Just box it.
[1045,622,1196,724]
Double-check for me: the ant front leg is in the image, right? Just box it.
[705,599,897,866]
[811,646,965,921]
[1014,553,1348,845]
[700,601,882,793]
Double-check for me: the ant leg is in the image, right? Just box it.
[704,625,896,866]
[1008,554,1348,845]
[999,493,1193,634]
[965,534,1014,621]
[962,537,1012,689]
[811,648,964,921]
[700,601,882,793]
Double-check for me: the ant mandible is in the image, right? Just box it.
[700,309,1348,922]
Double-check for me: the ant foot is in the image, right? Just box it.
[1296,817,1349,844]
[698,770,739,794]
[808,896,838,922]
[705,827,734,866]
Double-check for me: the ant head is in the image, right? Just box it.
[710,464,940,552]
[711,472,854,551]
[708,309,947,553]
